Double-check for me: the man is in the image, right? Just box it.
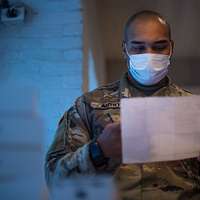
[45,10,200,199]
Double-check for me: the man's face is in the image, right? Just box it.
[124,18,173,57]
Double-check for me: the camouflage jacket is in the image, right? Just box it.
[45,73,200,200]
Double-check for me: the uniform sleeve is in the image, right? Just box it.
[45,97,96,188]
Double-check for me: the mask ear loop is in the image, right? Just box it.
[125,44,133,80]
[168,42,173,58]
[166,42,172,70]
[124,43,131,57]
[124,43,132,70]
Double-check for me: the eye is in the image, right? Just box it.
[130,45,146,53]
[152,43,168,51]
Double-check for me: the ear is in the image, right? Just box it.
[122,40,128,60]
[169,40,174,56]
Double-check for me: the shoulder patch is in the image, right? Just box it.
[83,81,120,104]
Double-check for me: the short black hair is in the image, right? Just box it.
[123,10,171,41]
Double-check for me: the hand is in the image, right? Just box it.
[97,123,122,161]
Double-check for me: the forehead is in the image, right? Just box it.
[126,19,169,42]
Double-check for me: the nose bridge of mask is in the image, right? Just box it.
[131,53,170,70]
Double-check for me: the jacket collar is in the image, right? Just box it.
[120,72,171,98]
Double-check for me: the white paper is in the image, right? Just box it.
[121,96,200,164]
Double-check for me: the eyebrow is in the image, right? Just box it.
[130,41,145,44]
[154,40,169,44]
[130,40,169,44]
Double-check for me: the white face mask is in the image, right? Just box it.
[128,53,170,86]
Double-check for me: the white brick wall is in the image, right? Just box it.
[0,0,84,149]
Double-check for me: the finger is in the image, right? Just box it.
[104,122,119,130]
[110,122,121,129]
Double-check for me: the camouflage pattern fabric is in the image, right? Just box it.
[45,73,200,199]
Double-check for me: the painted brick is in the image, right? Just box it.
[63,49,83,61]
[0,36,82,50]
[38,62,82,77]
[32,11,83,25]
[0,23,82,38]
[38,1,82,12]
[63,23,83,36]
[25,23,83,37]
[0,0,84,150]
[1,49,83,64]
[10,0,81,10]
[47,0,82,10]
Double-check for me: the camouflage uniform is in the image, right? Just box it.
[45,73,200,200]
